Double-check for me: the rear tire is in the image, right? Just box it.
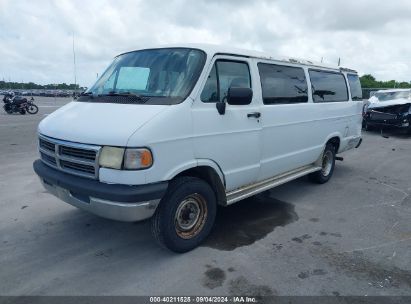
[310,143,336,184]
[151,176,217,253]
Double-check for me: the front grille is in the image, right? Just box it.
[38,135,100,179]
[40,152,57,166]
[39,138,55,153]
[60,146,96,161]
[60,160,95,174]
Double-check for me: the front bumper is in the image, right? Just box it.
[366,120,410,129]
[33,159,168,222]
[365,111,410,130]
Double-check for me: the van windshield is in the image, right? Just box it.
[82,48,206,105]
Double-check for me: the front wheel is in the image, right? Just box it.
[151,177,217,253]
[310,143,336,184]
[26,104,38,114]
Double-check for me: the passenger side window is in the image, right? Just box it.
[347,74,363,101]
[201,60,251,103]
[309,70,348,102]
[258,63,308,104]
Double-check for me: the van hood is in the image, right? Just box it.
[38,101,168,146]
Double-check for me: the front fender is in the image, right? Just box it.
[163,158,225,186]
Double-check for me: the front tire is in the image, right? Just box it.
[151,177,217,253]
[310,143,336,184]
[27,104,38,114]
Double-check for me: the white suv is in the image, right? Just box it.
[34,44,363,252]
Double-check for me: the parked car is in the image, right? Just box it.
[363,89,411,132]
[33,44,363,252]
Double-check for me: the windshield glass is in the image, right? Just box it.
[374,91,410,102]
[85,48,206,105]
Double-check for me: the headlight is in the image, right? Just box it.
[124,148,153,169]
[98,146,153,170]
[99,146,125,169]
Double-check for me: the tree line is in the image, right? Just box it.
[360,74,411,89]
[0,81,84,90]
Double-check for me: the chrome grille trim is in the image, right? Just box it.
[38,134,101,179]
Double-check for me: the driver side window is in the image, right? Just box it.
[200,60,251,103]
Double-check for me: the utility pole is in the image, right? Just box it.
[338,57,341,66]
[72,32,77,93]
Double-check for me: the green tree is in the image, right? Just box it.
[360,74,411,89]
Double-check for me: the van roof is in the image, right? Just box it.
[120,43,358,74]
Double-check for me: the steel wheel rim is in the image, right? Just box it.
[175,193,208,239]
[321,150,333,176]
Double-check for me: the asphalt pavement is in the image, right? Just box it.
[0,97,410,296]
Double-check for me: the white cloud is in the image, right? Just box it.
[0,0,410,86]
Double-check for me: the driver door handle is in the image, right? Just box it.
[247,112,261,118]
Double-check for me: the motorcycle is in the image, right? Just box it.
[3,93,39,115]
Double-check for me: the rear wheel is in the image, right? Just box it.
[310,143,336,184]
[151,177,217,253]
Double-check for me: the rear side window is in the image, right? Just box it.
[309,70,348,102]
[347,74,363,101]
[258,63,308,104]
[201,60,251,103]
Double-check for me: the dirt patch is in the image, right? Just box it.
[202,267,226,289]
[229,276,276,297]
[319,247,411,289]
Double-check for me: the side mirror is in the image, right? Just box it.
[216,102,226,115]
[227,87,253,105]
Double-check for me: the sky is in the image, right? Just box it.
[1,0,411,88]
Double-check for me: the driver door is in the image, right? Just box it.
[191,56,262,192]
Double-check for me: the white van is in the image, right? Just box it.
[34,44,363,252]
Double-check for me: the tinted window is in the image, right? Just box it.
[201,60,251,103]
[309,70,348,102]
[258,63,308,104]
[347,74,363,101]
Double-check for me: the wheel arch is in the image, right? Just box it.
[324,133,341,153]
[314,133,341,167]
[172,161,227,206]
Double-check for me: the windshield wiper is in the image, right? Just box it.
[80,91,94,98]
[105,91,146,100]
